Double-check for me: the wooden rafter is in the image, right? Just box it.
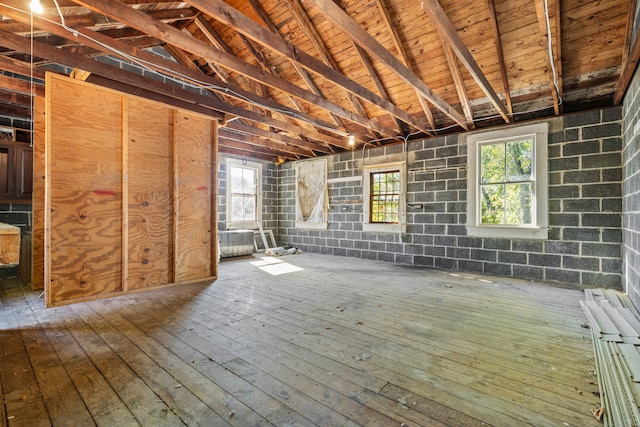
[283,0,379,140]
[308,0,467,130]
[0,29,348,156]
[185,0,424,136]
[421,0,509,123]
[248,0,362,135]
[614,0,640,104]
[71,0,390,140]
[534,0,563,114]
[374,0,436,131]
[0,74,44,97]
[1,4,347,149]
[222,124,314,157]
[441,41,474,128]
[351,42,405,136]
[486,0,513,118]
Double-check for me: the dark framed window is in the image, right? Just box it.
[370,171,400,224]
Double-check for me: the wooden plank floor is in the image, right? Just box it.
[0,253,601,426]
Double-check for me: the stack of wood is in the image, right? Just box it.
[581,289,640,426]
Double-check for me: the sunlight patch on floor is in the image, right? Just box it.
[250,256,304,275]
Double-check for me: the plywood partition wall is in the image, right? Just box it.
[32,96,45,291]
[41,73,217,307]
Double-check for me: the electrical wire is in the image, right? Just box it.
[543,0,563,105]
[8,0,564,148]
[3,1,350,137]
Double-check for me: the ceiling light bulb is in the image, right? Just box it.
[348,134,355,145]
[29,0,44,14]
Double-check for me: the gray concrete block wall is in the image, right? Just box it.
[623,70,640,306]
[275,107,624,288]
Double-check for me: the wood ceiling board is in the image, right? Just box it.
[0,0,632,160]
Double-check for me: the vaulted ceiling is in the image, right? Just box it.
[0,0,636,162]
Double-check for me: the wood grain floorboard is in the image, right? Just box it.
[0,253,601,426]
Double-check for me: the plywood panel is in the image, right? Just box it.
[42,73,217,307]
[32,96,45,290]
[127,98,173,290]
[47,74,123,305]
[174,112,212,282]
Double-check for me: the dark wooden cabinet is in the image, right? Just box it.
[0,128,33,201]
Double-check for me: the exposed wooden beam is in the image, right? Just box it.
[185,0,422,135]
[0,101,30,119]
[245,0,363,133]
[218,129,300,159]
[534,0,563,114]
[486,0,513,117]
[0,5,347,150]
[351,41,405,136]
[71,0,395,139]
[374,0,435,131]
[218,145,278,163]
[307,0,467,130]
[442,41,474,128]
[614,0,639,104]
[421,0,509,123]
[0,89,32,107]
[0,29,229,120]
[225,121,316,157]
[0,74,44,97]
[218,138,297,161]
[283,0,379,140]
[0,56,47,80]
[3,7,197,37]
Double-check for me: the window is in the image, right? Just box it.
[370,171,400,223]
[363,162,406,233]
[467,123,548,239]
[226,158,262,229]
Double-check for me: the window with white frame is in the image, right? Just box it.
[363,162,406,233]
[466,122,548,239]
[226,158,262,229]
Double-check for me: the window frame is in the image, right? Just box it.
[362,161,406,233]
[466,122,549,240]
[226,157,262,230]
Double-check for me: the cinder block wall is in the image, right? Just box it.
[623,71,640,305]
[275,107,623,288]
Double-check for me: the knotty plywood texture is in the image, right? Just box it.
[31,96,45,290]
[174,113,214,282]
[41,73,217,307]
[126,98,174,290]
[47,73,124,306]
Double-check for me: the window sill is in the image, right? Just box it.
[466,225,548,240]
[363,223,404,233]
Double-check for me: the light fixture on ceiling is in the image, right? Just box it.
[348,134,355,145]
[29,0,44,14]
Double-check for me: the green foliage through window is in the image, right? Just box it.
[480,138,533,225]
[370,171,400,223]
